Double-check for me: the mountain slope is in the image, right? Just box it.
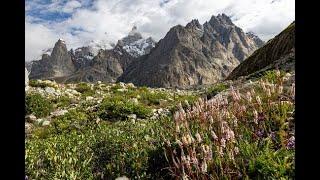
[227,22,295,80]
[118,14,263,88]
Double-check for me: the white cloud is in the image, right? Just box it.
[62,0,82,13]
[25,22,59,61]
[25,0,295,61]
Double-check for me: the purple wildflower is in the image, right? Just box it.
[287,136,295,149]
[256,130,264,138]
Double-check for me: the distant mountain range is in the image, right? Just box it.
[26,13,294,88]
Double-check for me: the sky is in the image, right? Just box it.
[25,0,295,62]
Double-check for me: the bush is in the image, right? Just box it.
[52,95,72,108]
[206,82,229,99]
[98,96,152,121]
[262,70,286,84]
[26,116,173,179]
[75,82,95,96]
[29,80,56,88]
[50,109,89,135]
[25,93,54,117]
[140,91,169,106]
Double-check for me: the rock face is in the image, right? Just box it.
[227,22,295,80]
[118,14,263,88]
[28,26,155,83]
[29,39,76,80]
[62,27,155,83]
[63,44,134,83]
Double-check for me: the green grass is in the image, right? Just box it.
[98,96,153,121]
[25,93,54,118]
[206,82,229,99]
[25,76,294,179]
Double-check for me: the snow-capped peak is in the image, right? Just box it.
[58,38,65,43]
[118,26,156,57]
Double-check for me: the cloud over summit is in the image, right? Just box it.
[25,0,295,61]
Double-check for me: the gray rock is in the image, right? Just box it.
[128,114,137,120]
[42,120,50,126]
[35,118,44,125]
[25,114,37,123]
[25,122,33,134]
[50,110,68,117]
[44,87,56,95]
[115,176,129,180]
[130,98,138,104]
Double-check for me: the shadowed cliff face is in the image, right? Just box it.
[227,22,295,80]
[118,14,264,88]
[29,39,76,80]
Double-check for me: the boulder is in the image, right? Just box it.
[128,114,137,120]
[115,176,129,180]
[25,122,33,134]
[25,114,37,123]
[42,120,50,126]
[50,110,68,117]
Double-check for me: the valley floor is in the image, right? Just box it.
[25,70,295,179]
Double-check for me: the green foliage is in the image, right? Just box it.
[52,95,72,108]
[140,91,169,106]
[26,76,294,179]
[98,96,152,121]
[75,82,95,96]
[51,109,89,135]
[262,70,286,84]
[26,116,173,179]
[246,140,295,179]
[25,93,54,117]
[29,80,56,88]
[91,120,171,179]
[206,83,229,98]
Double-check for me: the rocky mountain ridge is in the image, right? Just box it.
[227,22,295,80]
[119,14,264,88]
[29,27,155,83]
[28,14,264,88]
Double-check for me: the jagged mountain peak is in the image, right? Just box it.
[186,19,202,30]
[119,14,263,88]
[209,13,234,26]
[117,26,156,57]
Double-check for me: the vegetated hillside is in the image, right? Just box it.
[25,69,295,179]
[227,22,295,80]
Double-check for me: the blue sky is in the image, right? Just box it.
[25,0,295,61]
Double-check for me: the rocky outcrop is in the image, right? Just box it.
[62,44,134,83]
[29,39,76,80]
[118,14,263,88]
[227,22,295,80]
